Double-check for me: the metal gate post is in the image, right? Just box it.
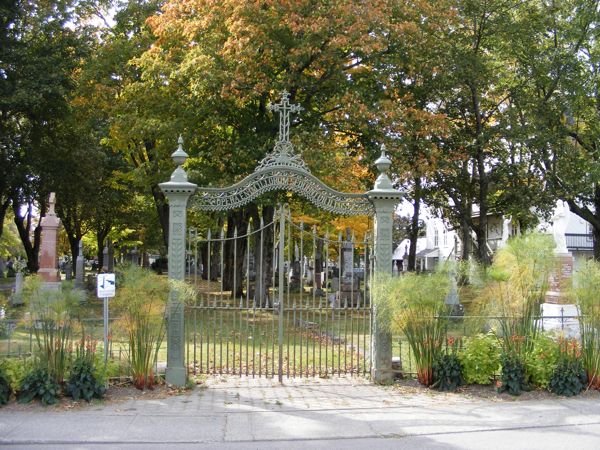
[278,205,285,383]
[367,147,402,384]
[159,137,197,387]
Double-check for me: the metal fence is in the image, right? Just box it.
[184,209,374,379]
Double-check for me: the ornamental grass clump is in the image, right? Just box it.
[573,260,600,389]
[22,277,85,385]
[373,271,450,387]
[482,234,555,395]
[113,266,169,390]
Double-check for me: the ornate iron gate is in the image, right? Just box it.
[160,90,402,386]
[185,207,374,379]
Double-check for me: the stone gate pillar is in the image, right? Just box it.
[159,137,197,387]
[367,148,402,384]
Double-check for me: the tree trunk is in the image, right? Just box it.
[12,199,43,273]
[0,198,10,243]
[223,208,252,298]
[253,205,274,307]
[151,184,170,249]
[407,176,421,272]
[96,225,110,270]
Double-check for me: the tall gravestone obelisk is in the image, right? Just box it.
[38,193,61,286]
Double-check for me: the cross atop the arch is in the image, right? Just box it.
[268,90,303,143]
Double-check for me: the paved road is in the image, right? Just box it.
[1,376,600,449]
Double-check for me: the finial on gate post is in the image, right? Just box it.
[169,135,190,183]
[373,144,394,192]
[172,135,188,166]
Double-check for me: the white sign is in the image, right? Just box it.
[97,273,116,298]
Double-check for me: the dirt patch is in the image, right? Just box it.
[392,377,600,402]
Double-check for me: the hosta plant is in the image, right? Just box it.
[498,354,529,396]
[18,367,60,405]
[65,357,106,402]
[432,339,464,392]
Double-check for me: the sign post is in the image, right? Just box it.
[97,273,116,364]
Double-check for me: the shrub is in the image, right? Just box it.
[0,357,29,393]
[18,367,60,405]
[0,365,11,405]
[549,359,587,397]
[432,339,464,392]
[373,272,450,386]
[498,354,529,395]
[524,333,559,389]
[65,357,106,402]
[459,333,501,385]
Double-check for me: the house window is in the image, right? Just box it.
[434,228,439,247]
[443,229,448,247]
[587,223,594,242]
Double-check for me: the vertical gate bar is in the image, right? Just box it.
[300,222,304,306]
[337,232,342,375]
[324,232,329,309]
[260,216,265,308]
[227,299,235,374]
[287,208,292,302]
[245,308,249,376]
[220,228,225,295]
[286,304,290,378]
[272,302,276,377]
[252,305,256,377]
[300,306,304,377]
[335,304,340,376]
[233,227,238,310]
[232,302,235,374]
[239,308,242,376]
[351,231,355,309]
[278,205,285,383]
[199,298,203,374]
[219,306,223,375]
[258,302,262,378]
[271,217,276,309]
[213,297,217,374]
[193,291,197,375]
[344,300,348,374]
[350,310,354,375]
[312,226,317,310]
[247,222,252,309]
[325,293,329,376]
[293,302,297,377]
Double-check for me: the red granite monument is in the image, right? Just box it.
[38,193,61,283]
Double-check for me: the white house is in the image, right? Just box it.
[409,201,594,271]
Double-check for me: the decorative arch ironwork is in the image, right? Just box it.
[192,91,374,216]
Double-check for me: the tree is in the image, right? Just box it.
[512,0,600,258]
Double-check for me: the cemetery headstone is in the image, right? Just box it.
[38,192,61,283]
[546,201,574,304]
[10,272,24,306]
[75,240,84,287]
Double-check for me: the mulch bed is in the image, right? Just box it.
[392,377,600,402]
